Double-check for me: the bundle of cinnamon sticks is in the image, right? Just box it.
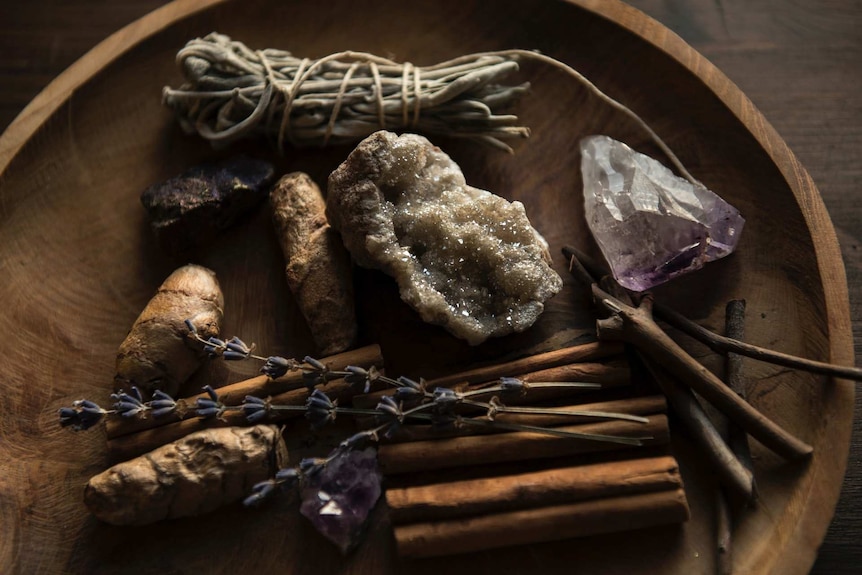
[348,341,692,558]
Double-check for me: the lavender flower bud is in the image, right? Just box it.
[223,337,251,361]
[195,386,224,418]
[393,386,423,401]
[344,365,371,393]
[275,467,299,488]
[243,479,277,507]
[203,385,219,402]
[184,318,197,335]
[59,402,105,431]
[150,389,178,418]
[375,396,403,421]
[432,387,461,408]
[261,356,293,379]
[299,457,325,477]
[303,356,327,372]
[339,430,376,451]
[203,337,226,357]
[242,395,270,423]
[111,390,147,419]
[397,376,422,390]
[305,389,337,429]
[500,377,527,394]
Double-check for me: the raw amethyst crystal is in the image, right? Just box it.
[581,135,744,292]
[300,447,382,553]
[140,155,275,253]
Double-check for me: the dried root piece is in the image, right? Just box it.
[114,264,223,397]
[84,425,287,525]
[327,130,562,345]
[270,172,357,355]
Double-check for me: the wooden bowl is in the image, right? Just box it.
[0,0,852,573]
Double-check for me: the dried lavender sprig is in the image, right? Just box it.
[399,411,649,445]
[459,397,649,424]
[456,417,648,446]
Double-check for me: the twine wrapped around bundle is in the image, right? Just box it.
[162,33,532,153]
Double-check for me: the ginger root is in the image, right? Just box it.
[270,172,357,355]
[114,264,223,397]
[84,425,287,525]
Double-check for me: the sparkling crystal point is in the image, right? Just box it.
[581,135,744,291]
[299,447,382,553]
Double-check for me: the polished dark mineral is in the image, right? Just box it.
[141,156,275,252]
[300,447,382,553]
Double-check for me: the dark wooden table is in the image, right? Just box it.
[1,1,859,572]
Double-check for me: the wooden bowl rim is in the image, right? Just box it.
[0,1,852,573]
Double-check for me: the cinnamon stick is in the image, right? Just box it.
[105,344,382,439]
[427,340,623,389]
[379,395,666,443]
[394,487,689,558]
[377,414,669,475]
[387,454,682,524]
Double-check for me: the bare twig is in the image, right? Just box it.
[592,285,812,460]
[724,300,755,479]
[562,244,862,382]
[636,355,754,501]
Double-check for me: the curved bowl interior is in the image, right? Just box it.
[0,0,852,573]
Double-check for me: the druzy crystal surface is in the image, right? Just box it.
[581,135,744,292]
[327,131,562,345]
[300,448,382,553]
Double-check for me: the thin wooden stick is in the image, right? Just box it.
[724,300,755,478]
[593,287,812,460]
[717,488,733,575]
[713,299,751,575]
[654,302,862,381]
[637,356,754,501]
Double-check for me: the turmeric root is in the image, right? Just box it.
[84,425,287,525]
[114,264,223,397]
[270,172,357,355]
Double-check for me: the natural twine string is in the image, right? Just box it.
[163,33,696,183]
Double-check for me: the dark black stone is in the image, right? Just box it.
[140,156,275,253]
